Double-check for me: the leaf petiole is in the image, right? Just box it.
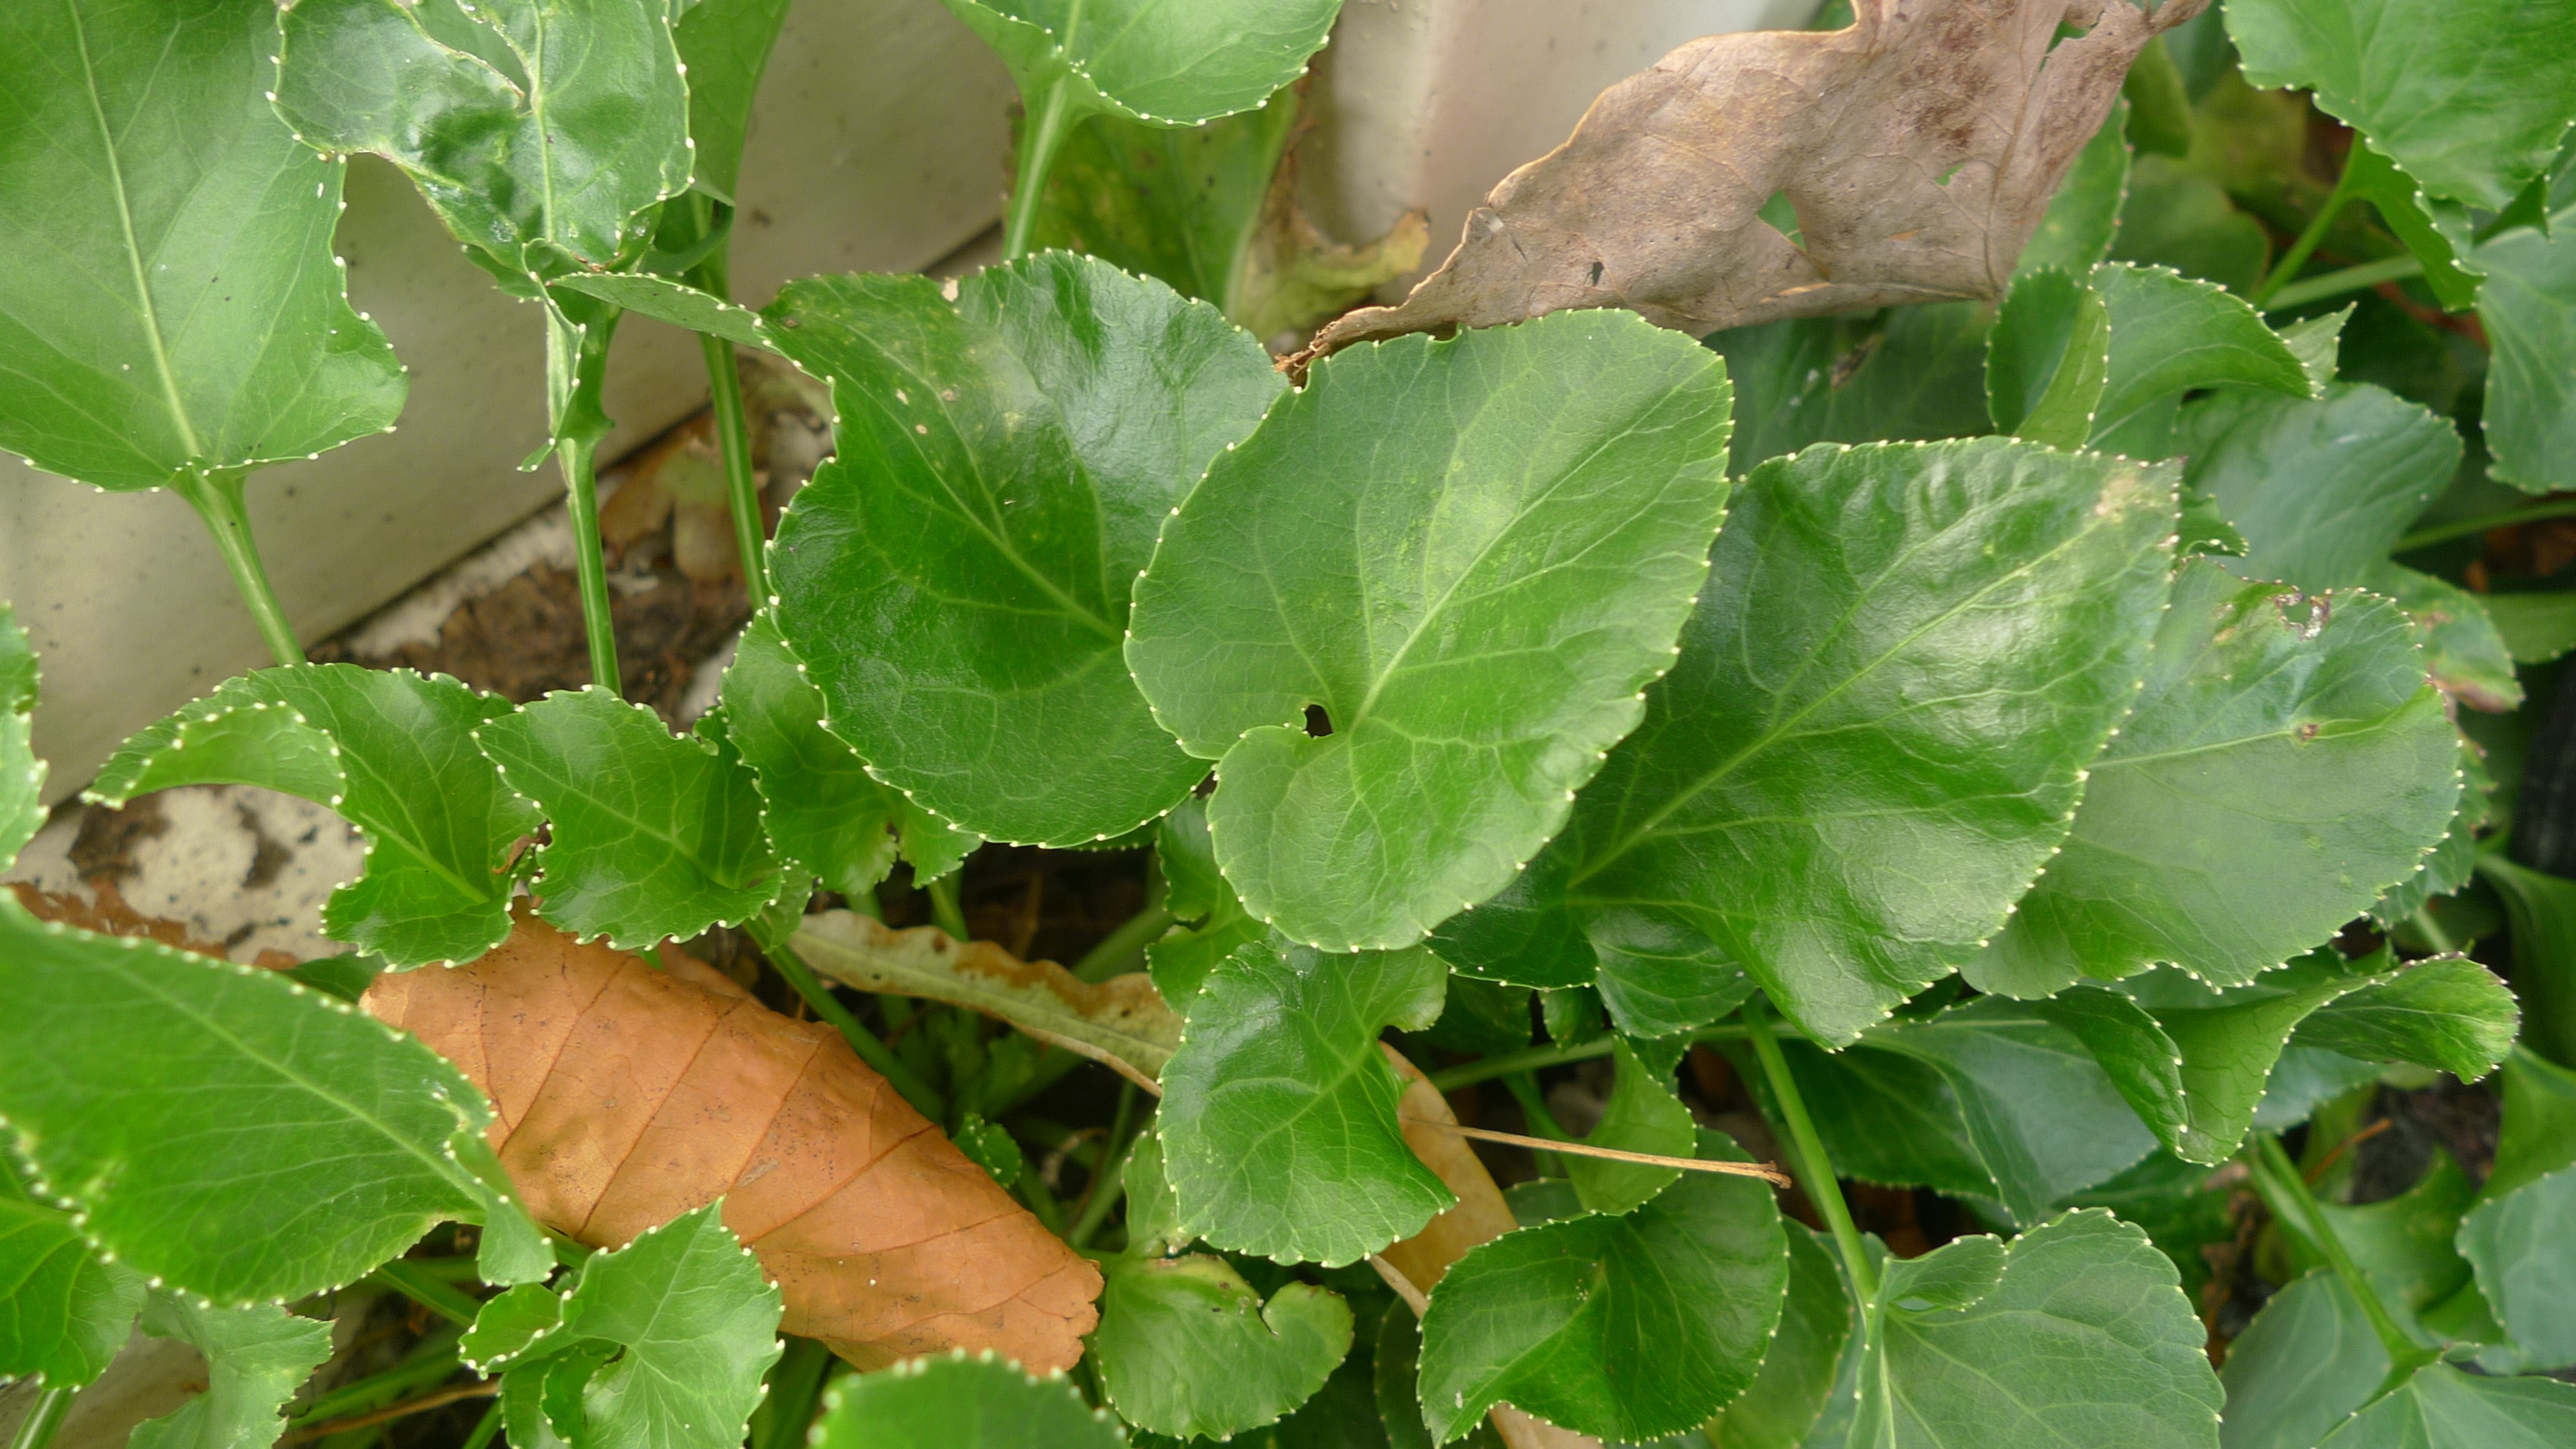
[758,926,947,1119]
[927,873,971,941]
[2395,497,2576,552]
[682,223,769,602]
[543,298,626,694]
[2248,1132,2439,1387]
[1428,1022,1754,1091]
[364,1261,482,1326]
[172,467,302,667]
[7,1387,71,1449]
[1071,903,1174,981]
[1743,995,1879,1307]
[1002,75,1081,260]
[2261,254,2424,312]
[2251,146,2361,309]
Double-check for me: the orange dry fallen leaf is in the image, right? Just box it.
[362,911,1102,1370]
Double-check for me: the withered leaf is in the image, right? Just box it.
[362,911,1101,1372]
[1308,0,2208,358]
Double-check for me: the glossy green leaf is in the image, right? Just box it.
[721,613,980,898]
[1032,91,1297,310]
[2217,1271,2387,1449]
[673,0,793,203]
[0,901,538,1303]
[2020,97,2134,277]
[2317,1363,2576,1448]
[2111,158,2271,298]
[1438,438,2175,1045]
[2473,211,2576,494]
[475,687,780,948]
[548,1205,783,1449]
[1416,1130,1788,1444]
[1708,302,1997,473]
[2458,1167,2576,1371]
[1158,939,1452,1265]
[463,1283,565,1372]
[1564,1037,1695,1215]
[1703,1227,1851,1449]
[90,666,538,968]
[275,0,693,278]
[1862,997,2160,1222]
[2296,958,2518,1080]
[1970,560,2460,997]
[2344,143,2484,312]
[952,1113,1024,1187]
[552,273,773,349]
[1091,1253,1352,1439]
[128,1294,333,1449]
[0,607,43,872]
[0,0,404,493]
[767,254,1274,846]
[1128,311,1733,952]
[1374,1304,1502,1449]
[1987,268,2111,447]
[2181,384,2462,589]
[2369,567,2521,713]
[2482,592,2576,663]
[2372,739,2493,926]
[936,0,1341,128]
[0,1163,143,1390]
[1750,1037,1995,1204]
[2090,262,2313,452]
[2225,0,2576,210]
[811,1354,1125,1449]
[1846,1210,2221,1449]
[2062,1150,2237,1299]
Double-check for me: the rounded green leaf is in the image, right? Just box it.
[0,0,404,493]
[555,1204,785,1449]
[937,0,1342,127]
[0,1164,144,1390]
[767,254,1278,847]
[2474,211,2576,494]
[1091,1254,1352,1439]
[89,666,539,969]
[1128,311,1734,951]
[2218,1270,2386,1449]
[1416,1129,1789,1444]
[2317,1363,2576,1448]
[812,1354,1126,1449]
[2090,262,2313,454]
[1158,937,1453,1266]
[1703,1226,1852,1449]
[1438,437,2177,1045]
[1972,560,2462,997]
[2458,1166,2576,1372]
[2181,383,2462,589]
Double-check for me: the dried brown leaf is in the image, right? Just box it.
[362,911,1101,1371]
[1307,0,2206,359]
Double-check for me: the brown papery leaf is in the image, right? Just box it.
[362,911,1101,1371]
[1306,0,2207,359]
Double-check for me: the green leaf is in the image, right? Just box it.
[2181,384,2462,589]
[2295,958,2519,1081]
[1158,939,1453,1265]
[720,613,980,898]
[2020,98,2133,277]
[2090,262,2313,452]
[952,1113,1025,1188]
[275,0,693,277]
[2290,1153,2480,1318]
[1861,997,2160,1222]
[2478,860,2576,1071]
[2372,739,2494,926]
[1969,560,2460,997]
[0,1163,144,1389]
[2111,158,2272,297]
[1128,312,1733,952]
[1564,1037,1695,1215]
[1091,1254,1352,1439]
[475,687,781,949]
[1372,1304,1502,1449]
[2316,1363,2576,1448]
[1748,1037,1996,1204]
[552,273,773,349]
[672,0,793,203]
[0,606,43,873]
[1147,796,1266,1007]
[766,255,1274,847]
[462,1283,565,1372]
[1437,438,2176,1045]
[1703,1227,1852,1449]
[2473,213,2576,494]
[2225,0,2576,210]
[2216,1271,2388,1449]
[1846,1210,2220,1449]
[2279,309,2352,392]
[936,0,1341,128]
[548,1204,784,1449]
[0,0,404,493]
[1708,302,1997,472]
[2488,1047,2576,1201]
[1987,269,2111,447]
[2344,143,2484,312]
[811,1354,1125,1449]
[1416,1130,1788,1444]
[129,1294,333,1449]
[2482,592,2576,663]
[2368,567,2521,713]
[1032,92,1298,312]
[2458,1166,2576,1371]
[0,898,541,1302]
[90,665,538,968]
[2061,1151,2237,1299]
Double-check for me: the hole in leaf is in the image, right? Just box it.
[1304,704,1333,737]
[1758,190,1803,248]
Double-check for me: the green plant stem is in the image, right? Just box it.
[556,430,621,693]
[1744,995,1879,1307]
[1500,1071,1569,1176]
[2262,254,2425,311]
[763,933,945,1119]
[750,1338,835,1449]
[1067,1082,1140,1248]
[2407,904,2458,954]
[288,1332,465,1426]
[544,301,625,694]
[2397,497,2576,552]
[365,1261,481,1326]
[926,873,970,941]
[1428,1023,1752,1092]
[1002,76,1078,260]
[684,245,768,602]
[173,467,303,667]
[1017,1170,1071,1238]
[2253,151,2361,308]
[8,1387,71,1449]
[459,1401,504,1449]
[2251,1133,2436,1382]
[1071,904,1174,981]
